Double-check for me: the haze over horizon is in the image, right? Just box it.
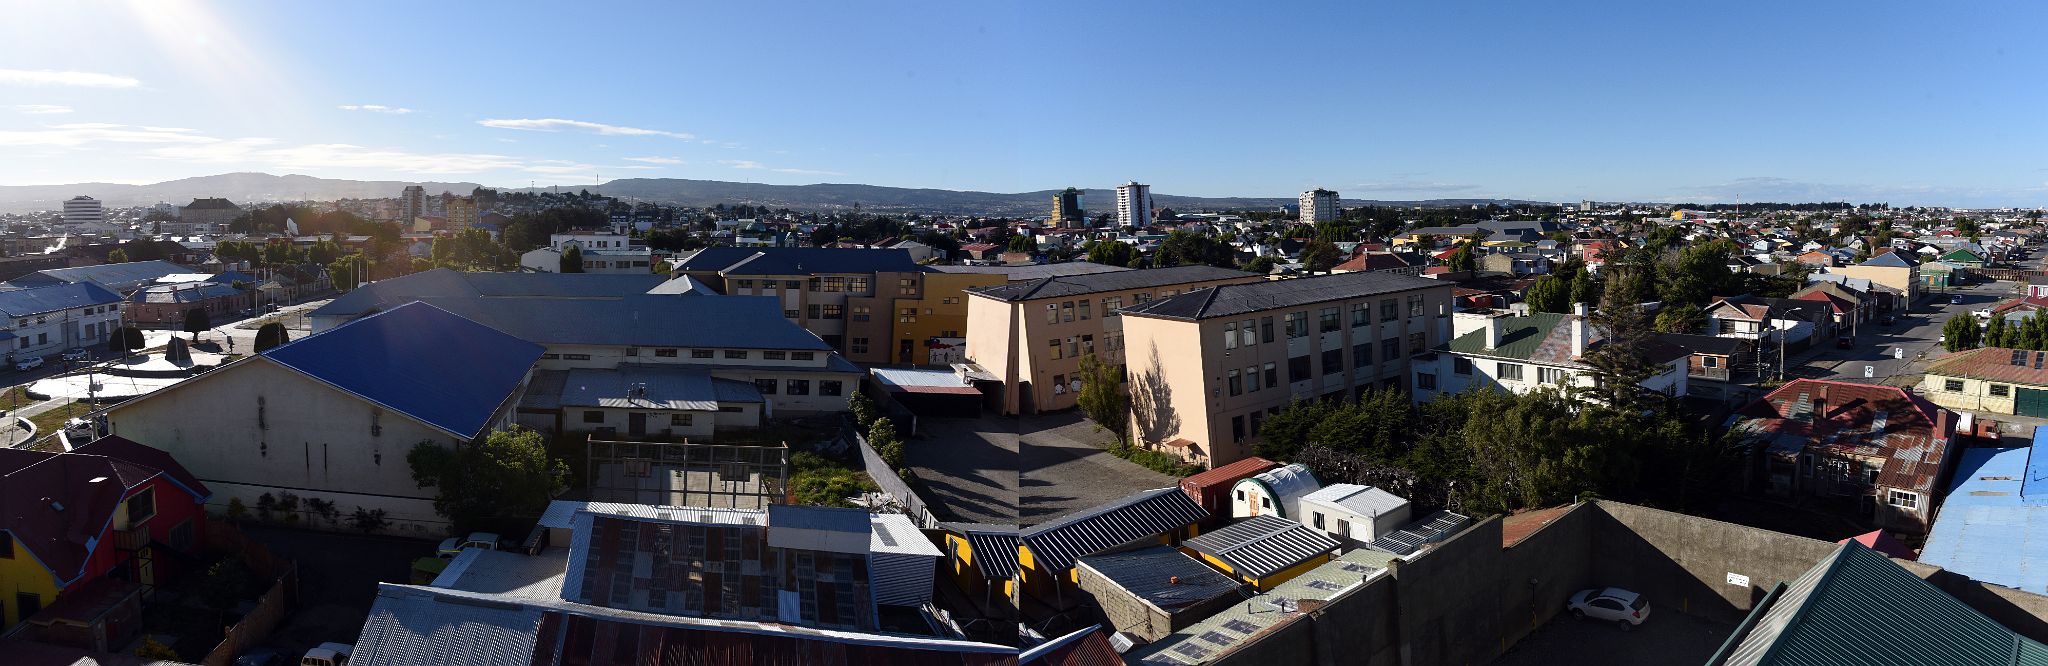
[3,1,2046,207]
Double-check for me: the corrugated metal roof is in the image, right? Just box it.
[310,268,667,319]
[1716,543,2047,666]
[1920,443,2048,594]
[1231,464,1321,520]
[1074,546,1241,613]
[1300,484,1409,520]
[1125,548,1389,665]
[353,584,547,666]
[9,260,191,290]
[1182,515,1339,579]
[1021,487,1208,573]
[870,513,942,557]
[945,523,1020,580]
[553,365,763,411]
[1021,624,1124,666]
[0,281,121,317]
[404,294,836,351]
[1118,271,1447,321]
[260,301,545,440]
[969,265,1255,302]
[933,261,1130,281]
[675,246,927,276]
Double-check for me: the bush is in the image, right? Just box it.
[1107,442,1202,477]
[848,392,878,431]
[134,638,177,660]
[790,452,879,508]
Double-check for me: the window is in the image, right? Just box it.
[625,347,639,357]
[1992,384,2011,397]
[1103,297,1123,316]
[125,488,155,526]
[671,414,694,426]
[899,277,920,296]
[1079,300,1091,320]
[1338,520,1351,538]
[900,307,918,323]
[1351,303,1370,327]
[1236,490,1245,501]
[1945,379,1965,392]
[763,351,787,360]
[655,348,678,358]
[562,353,591,361]
[820,276,846,292]
[786,379,810,395]
[1453,357,1472,375]
[1382,338,1400,361]
[1289,355,1311,382]
[1046,304,1059,324]
[1264,362,1278,389]
[1498,363,1525,381]
[1049,338,1064,360]
[1261,497,1271,509]
[784,280,802,289]
[1286,311,1308,338]
[1228,370,1242,396]
[807,304,821,319]
[1062,301,1075,322]
[1262,316,1275,343]
[582,410,604,423]
[1312,512,1325,530]
[820,380,843,396]
[848,277,871,292]
[1224,323,1238,350]
[784,309,799,318]
[792,351,815,360]
[1408,295,1424,317]
[820,304,843,320]
[1232,415,1246,442]
[1322,348,1343,375]
[1067,337,1080,358]
[736,279,754,289]
[169,518,193,552]
[1703,356,1718,368]
[1380,299,1399,320]
[1417,373,1437,390]
[756,378,778,395]
[1352,343,1372,367]
[852,338,869,354]
[1319,307,1341,333]
[1887,489,1919,510]
[1408,333,1426,355]
[725,350,748,359]
[692,349,714,359]
[1241,319,1257,346]
[1246,365,1261,393]
[853,305,872,322]
[1082,334,1095,354]
[1539,367,1567,384]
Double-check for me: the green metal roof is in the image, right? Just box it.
[1441,312,1571,362]
[1712,543,2048,666]
[1940,248,1987,263]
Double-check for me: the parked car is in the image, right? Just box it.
[1836,336,1855,349]
[1568,587,1651,630]
[60,348,88,361]
[15,356,42,372]
[299,643,352,666]
[1974,309,1994,319]
[436,532,502,558]
[1952,294,1966,304]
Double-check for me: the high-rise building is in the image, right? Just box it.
[1300,188,1340,223]
[446,196,478,230]
[62,196,104,225]
[399,185,426,222]
[1052,187,1085,226]
[1115,181,1153,229]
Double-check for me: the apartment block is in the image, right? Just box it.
[675,247,1002,365]
[1117,272,1455,468]
[964,265,1263,415]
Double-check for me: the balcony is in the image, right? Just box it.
[1691,366,1731,382]
[112,526,149,551]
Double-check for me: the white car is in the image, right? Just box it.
[436,532,501,558]
[14,357,42,372]
[60,348,88,361]
[299,643,352,666]
[1567,587,1651,630]
[1975,309,1994,319]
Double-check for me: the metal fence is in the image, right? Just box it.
[852,430,941,528]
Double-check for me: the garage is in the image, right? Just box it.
[2018,387,2048,418]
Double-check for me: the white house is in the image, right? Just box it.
[1410,306,1688,404]
[0,282,125,364]
[1298,483,1412,547]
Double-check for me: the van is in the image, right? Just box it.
[300,643,352,666]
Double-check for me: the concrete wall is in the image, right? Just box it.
[1073,561,1239,642]
[1919,371,2022,415]
[1587,501,1837,623]
[1900,559,2048,644]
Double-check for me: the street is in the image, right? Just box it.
[1797,280,2001,386]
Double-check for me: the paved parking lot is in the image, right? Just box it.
[907,415,1019,525]
[907,411,1182,527]
[1020,412,1175,526]
[1493,610,1734,666]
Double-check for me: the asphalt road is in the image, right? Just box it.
[1798,280,1997,385]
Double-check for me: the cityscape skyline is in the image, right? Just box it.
[2,1,2046,207]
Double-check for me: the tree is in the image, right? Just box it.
[1943,314,1982,352]
[1074,354,1128,444]
[1526,275,1570,314]
[108,325,144,355]
[1654,303,1704,334]
[1986,313,2013,349]
[329,253,368,291]
[253,322,291,352]
[1007,235,1038,253]
[1579,266,1663,409]
[560,244,585,273]
[1446,245,1476,272]
[868,417,904,470]
[848,391,879,431]
[1659,240,1737,307]
[105,248,128,264]
[1086,241,1138,268]
[1241,255,1279,275]
[182,308,211,341]
[1256,400,1335,461]
[407,428,568,532]
[1300,239,1341,273]
[1154,230,1237,269]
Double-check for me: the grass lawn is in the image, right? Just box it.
[27,400,92,441]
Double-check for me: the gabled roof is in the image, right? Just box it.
[261,302,545,440]
[1922,435,2048,593]
[1119,271,1444,321]
[968,265,1255,302]
[1925,347,2048,388]
[7,260,193,290]
[0,436,209,587]
[1300,484,1409,519]
[1179,457,1278,494]
[1182,514,1340,579]
[0,281,121,317]
[354,583,549,666]
[942,522,1020,580]
[1711,543,2048,666]
[1730,379,1953,495]
[1856,251,1917,268]
[1021,487,1207,572]
[673,247,926,276]
[308,268,668,320]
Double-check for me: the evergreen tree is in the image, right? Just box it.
[1985,313,2012,349]
[1943,314,1982,352]
[560,244,585,273]
[1525,275,1570,314]
[1074,354,1129,444]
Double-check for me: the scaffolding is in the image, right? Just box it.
[585,437,789,509]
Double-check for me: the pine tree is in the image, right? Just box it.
[1943,314,1981,352]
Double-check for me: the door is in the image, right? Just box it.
[2019,388,2048,418]
[628,413,647,437]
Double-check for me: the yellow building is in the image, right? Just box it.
[1016,488,1208,607]
[941,525,1018,609]
[1179,514,1339,591]
[1920,346,2048,417]
[847,270,1004,365]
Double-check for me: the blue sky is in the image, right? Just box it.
[2,1,2045,206]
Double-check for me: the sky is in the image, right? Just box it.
[2,1,2047,206]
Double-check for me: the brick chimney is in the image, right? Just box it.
[1812,384,1830,424]
[1571,303,1589,359]
[1935,408,1952,444]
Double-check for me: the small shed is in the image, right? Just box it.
[1230,463,1321,520]
[1182,514,1340,590]
[1179,456,1277,520]
[1298,483,1413,546]
[869,513,945,606]
[871,367,985,417]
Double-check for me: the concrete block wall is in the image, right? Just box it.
[1588,501,1836,623]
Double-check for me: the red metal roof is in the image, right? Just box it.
[1840,530,1918,561]
[0,436,209,586]
[1734,379,1955,494]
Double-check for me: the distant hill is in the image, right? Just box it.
[0,172,1551,215]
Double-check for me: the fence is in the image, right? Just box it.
[853,430,942,528]
[197,522,298,666]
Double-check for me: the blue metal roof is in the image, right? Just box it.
[0,282,122,317]
[674,247,927,276]
[408,294,833,351]
[7,260,192,290]
[309,269,668,320]
[262,301,545,439]
[1920,441,2048,594]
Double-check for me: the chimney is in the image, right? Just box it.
[1484,315,1503,351]
[1935,409,1952,443]
[1571,303,1589,359]
[1812,384,1830,423]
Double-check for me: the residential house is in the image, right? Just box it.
[1331,251,1429,277]
[1828,250,1922,305]
[1654,333,1750,399]
[1792,250,1835,268]
[0,282,123,364]
[1919,347,2048,418]
[101,302,545,535]
[0,437,210,639]
[1477,252,1551,276]
[1410,307,1688,403]
[965,265,1262,416]
[2028,276,2048,299]
[124,280,255,328]
[1728,379,1958,534]
[1116,271,1454,467]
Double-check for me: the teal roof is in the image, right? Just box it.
[1441,312,1578,363]
[1713,543,2048,666]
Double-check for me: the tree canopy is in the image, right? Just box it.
[1154,230,1237,269]
[407,428,568,532]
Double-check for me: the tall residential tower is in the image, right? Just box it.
[1300,188,1340,223]
[1115,181,1153,228]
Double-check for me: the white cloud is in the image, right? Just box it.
[12,104,72,115]
[719,159,842,176]
[0,69,141,88]
[338,104,415,114]
[0,124,216,147]
[477,118,694,140]
[623,156,683,165]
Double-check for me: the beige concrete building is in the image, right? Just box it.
[1117,272,1455,468]
[1828,250,1920,306]
[964,265,1263,415]
[1919,346,2048,417]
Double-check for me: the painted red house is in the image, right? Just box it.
[0,436,210,648]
